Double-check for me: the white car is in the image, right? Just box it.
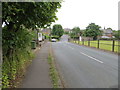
[51,38,57,42]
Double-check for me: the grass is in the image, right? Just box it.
[48,54,59,88]
[2,49,35,88]
[72,40,119,53]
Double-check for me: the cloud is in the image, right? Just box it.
[54,0,119,30]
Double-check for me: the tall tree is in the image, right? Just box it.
[70,27,81,38]
[2,2,62,88]
[113,30,120,39]
[2,2,62,56]
[83,23,102,40]
[51,24,64,37]
[2,2,61,30]
[72,27,81,36]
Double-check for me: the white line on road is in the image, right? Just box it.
[62,44,74,50]
[64,42,103,63]
[80,52,104,63]
[68,46,74,50]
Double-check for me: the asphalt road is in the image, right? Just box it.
[51,35,118,88]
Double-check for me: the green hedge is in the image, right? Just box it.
[2,26,35,88]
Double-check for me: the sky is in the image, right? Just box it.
[53,0,119,30]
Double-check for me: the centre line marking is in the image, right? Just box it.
[67,46,74,50]
[63,44,74,50]
[80,52,103,63]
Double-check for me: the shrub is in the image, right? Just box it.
[2,26,34,88]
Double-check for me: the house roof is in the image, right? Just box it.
[42,28,51,32]
[64,28,71,31]
[103,29,113,34]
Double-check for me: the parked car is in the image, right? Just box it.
[51,38,57,42]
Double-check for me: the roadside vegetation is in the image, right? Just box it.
[113,30,120,40]
[69,26,81,39]
[82,23,102,40]
[51,24,64,41]
[69,23,102,40]
[48,54,59,88]
[2,2,61,88]
[64,31,69,35]
[68,23,119,53]
[2,27,35,88]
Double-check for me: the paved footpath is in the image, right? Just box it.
[21,42,52,88]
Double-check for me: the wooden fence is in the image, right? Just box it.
[69,38,120,53]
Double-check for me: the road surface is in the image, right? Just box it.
[51,35,118,88]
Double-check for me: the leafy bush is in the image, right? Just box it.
[44,35,50,39]
[2,26,34,88]
[2,2,62,88]
[64,31,69,34]
[51,24,64,37]
[69,34,79,39]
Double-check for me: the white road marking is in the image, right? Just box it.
[63,44,67,47]
[63,44,74,50]
[69,46,74,50]
[80,52,104,63]
[63,42,103,63]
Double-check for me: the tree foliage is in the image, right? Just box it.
[72,27,81,35]
[70,27,81,38]
[2,2,62,88]
[2,2,62,58]
[83,23,102,40]
[51,24,64,37]
[2,2,61,29]
[107,28,112,30]
[113,30,120,39]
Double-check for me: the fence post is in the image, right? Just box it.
[88,39,90,46]
[82,39,84,45]
[112,40,115,52]
[73,37,75,43]
[79,39,80,45]
[98,40,99,48]
[75,38,76,43]
[68,38,70,42]
[74,37,75,43]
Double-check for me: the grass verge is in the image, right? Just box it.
[72,40,119,53]
[48,54,59,88]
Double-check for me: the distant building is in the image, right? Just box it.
[101,28,114,38]
[41,28,51,35]
[64,28,71,33]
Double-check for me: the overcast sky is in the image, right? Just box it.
[53,0,119,30]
